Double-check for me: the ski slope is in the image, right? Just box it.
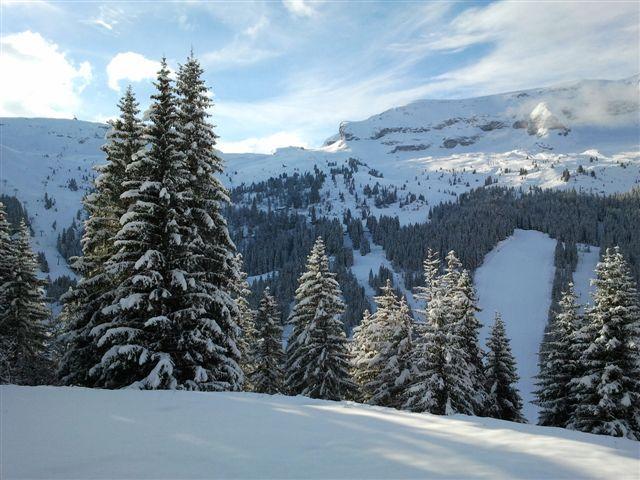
[2,385,638,479]
[474,230,602,423]
[475,230,556,423]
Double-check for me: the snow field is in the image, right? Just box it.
[2,385,638,479]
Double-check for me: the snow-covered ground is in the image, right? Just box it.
[2,385,638,479]
[474,230,558,422]
[573,245,601,310]
[474,230,604,423]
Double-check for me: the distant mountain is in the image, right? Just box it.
[1,76,638,284]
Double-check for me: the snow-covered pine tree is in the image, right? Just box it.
[413,248,440,312]
[351,308,374,402]
[285,237,355,400]
[0,221,50,384]
[93,58,193,389]
[568,247,640,439]
[0,202,14,313]
[405,250,474,415]
[234,255,258,391]
[534,283,582,427]
[484,312,525,423]
[0,203,15,383]
[250,287,284,394]
[175,53,242,391]
[58,87,145,386]
[454,269,487,414]
[351,280,413,408]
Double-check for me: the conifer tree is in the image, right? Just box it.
[251,288,284,394]
[176,53,242,391]
[0,203,14,313]
[534,283,583,427]
[405,251,473,415]
[351,281,412,407]
[351,308,373,402]
[58,87,145,386]
[93,58,193,389]
[454,269,487,413]
[568,248,640,439]
[0,221,50,384]
[234,255,258,391]
[286,238,355,400]
[413,248,440,312]
[484,313,525,422]
[0,203,14,383]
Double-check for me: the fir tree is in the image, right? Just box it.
[251,287,284,394]
[534,283,583,427]
[234,255,258,391]
[484,313,525,423]
[0,221,50,384]
[176,53,242,391]
[93,58,193,389]
[454,269,487,413]
[58,86,145,386]
[351,280,412,408]
[569,248,640,439]
[405,251,474,415]
[285,238,355,400]
[0,203,14,314]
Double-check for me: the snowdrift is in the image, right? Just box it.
[2,386,638,479]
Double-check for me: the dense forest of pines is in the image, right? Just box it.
[0,54,638,441]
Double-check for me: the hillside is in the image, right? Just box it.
[2,385,638,479]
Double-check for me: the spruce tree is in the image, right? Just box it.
[251,287,284,394]
[285,237,355,400]
[534,283,583,427]
[484,313,525,423]
[93,58,193,389]
[405,251,473,415]
[176,53,242,391]
[0,203,14,383]
[234,255,258,391]
[569,248,640,439]
[0,221,50,384]
[351,281,412,408]
[351,308,374,402]
[454,269,487,413]
[0,203,14,313]
[58,86,145,386]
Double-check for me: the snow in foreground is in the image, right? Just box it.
[2,386,638,479]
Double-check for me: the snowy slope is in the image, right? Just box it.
[573,245,601,310]
[2,385,638,479]
[0,118,108,279]
[474,230,604,423]
[474,230,558,422]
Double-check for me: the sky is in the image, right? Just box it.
[1,1,638,153]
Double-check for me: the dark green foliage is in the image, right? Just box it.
[484,313,526,423]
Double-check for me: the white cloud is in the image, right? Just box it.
[396,2,640,97]
[217,131,309,154]
[282,0,318,18]
[0,30,92,118]
[106,52,160,92]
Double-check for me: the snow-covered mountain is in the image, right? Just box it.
[1,76,637,283]
[3,385,638,479]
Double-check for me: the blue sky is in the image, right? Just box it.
[1,1,638,152]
